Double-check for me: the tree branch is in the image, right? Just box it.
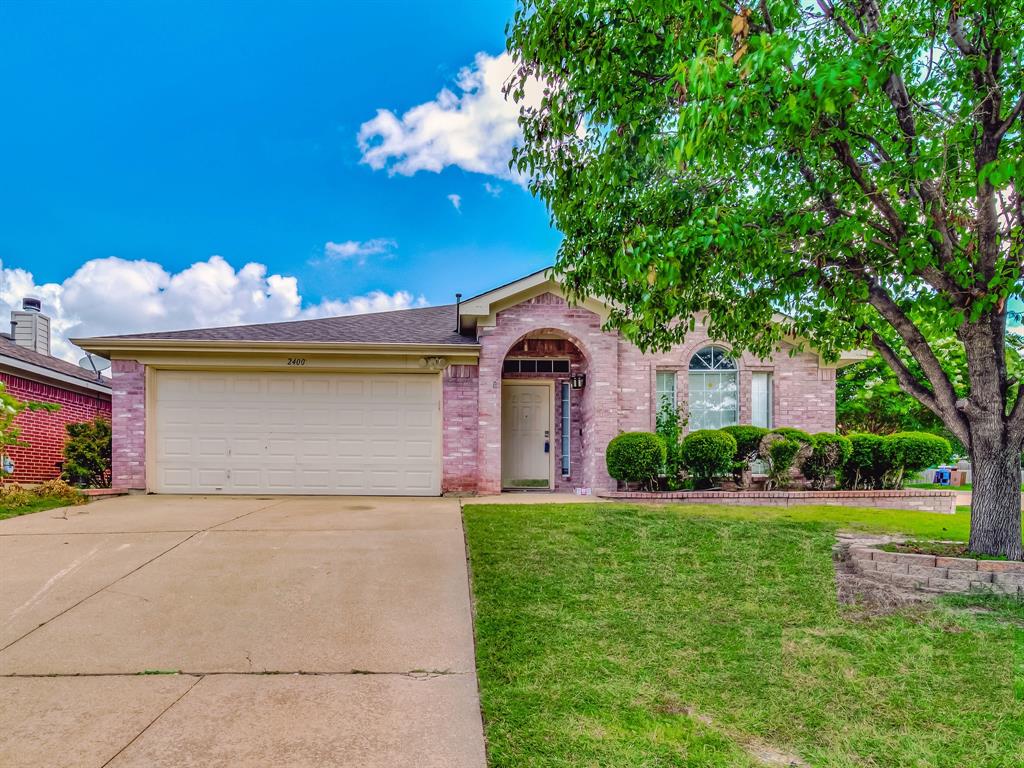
[867,283,967,429]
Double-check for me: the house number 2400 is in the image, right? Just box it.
[287,358,307,366]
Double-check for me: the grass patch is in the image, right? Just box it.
[0,495,78,521]
[908,482,974,491]
[465,503,1024,767]
[879,540,1009,561]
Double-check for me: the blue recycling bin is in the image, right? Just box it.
[934,468,951,486]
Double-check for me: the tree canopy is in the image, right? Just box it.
[508,0,1024,556]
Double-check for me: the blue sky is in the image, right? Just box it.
[0,0,559,358]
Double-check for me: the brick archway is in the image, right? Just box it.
[476,293,619,495]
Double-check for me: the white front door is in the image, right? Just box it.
[501,383,551,489]
[152,370,441,495]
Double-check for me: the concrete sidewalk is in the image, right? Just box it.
[0,495,486,768]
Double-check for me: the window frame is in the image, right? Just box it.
[687,345,740,431]
[655,370,678,413]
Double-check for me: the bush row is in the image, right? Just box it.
[606,426,951,491]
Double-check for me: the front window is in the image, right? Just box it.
[688,346,738,430]
[656,370,677,411]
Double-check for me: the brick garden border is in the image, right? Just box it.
[844,541,1024,597]
[600,489,957,515]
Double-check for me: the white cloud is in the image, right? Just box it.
[0,256,428,363]
[321,238,396,265]
[357,51,543,184]
[483,182,503,198]
[447,193,462,212]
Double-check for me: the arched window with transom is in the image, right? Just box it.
[687,346,738,430]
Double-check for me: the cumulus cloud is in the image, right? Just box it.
[0,256,427,363]
[447,193,462,212]
[321,238,397,265]
[357,51,543,184]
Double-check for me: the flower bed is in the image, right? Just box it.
[599,488,957,514]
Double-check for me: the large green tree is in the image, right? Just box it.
[507,0,1024,556]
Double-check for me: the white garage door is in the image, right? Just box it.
[153,370,441,495]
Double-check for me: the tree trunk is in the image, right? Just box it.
[968,438,1023,560]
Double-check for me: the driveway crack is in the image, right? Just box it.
[98,674,204,768]
[0,499,288,653]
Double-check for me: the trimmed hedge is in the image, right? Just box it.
[721,425,768,487]
[884,431,952,487]
[606,432,667,489]
[843,433,888,489]
[680,429,737,489]
[802,433,853,490]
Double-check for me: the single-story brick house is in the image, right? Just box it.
[76,270,862,496]
[1,299,112,483]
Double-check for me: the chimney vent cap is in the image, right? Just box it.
[21,297,42,313]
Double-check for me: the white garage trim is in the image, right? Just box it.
[150,369,441,496]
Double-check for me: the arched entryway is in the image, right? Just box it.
[499,333,588,491]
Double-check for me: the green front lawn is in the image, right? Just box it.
[0,496,76,521]
[464,503,1024,767]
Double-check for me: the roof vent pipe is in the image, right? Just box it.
[454,293,462,334]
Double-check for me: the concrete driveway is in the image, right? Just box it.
[0,495,486,768]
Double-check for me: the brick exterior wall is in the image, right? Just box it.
[111,359,146,490]
[442,364,479,493]
[109,291,840,496]
[0,373,111,484]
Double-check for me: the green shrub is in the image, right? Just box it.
[606,432,667,489]
[62,418,112,488]
[883,432,952,488]
[721,425,769,487]
[756,429,815,490]
[802,433,853,490]
[842,433,888,489]
[655,402,688,490]
[680,429,737,489]
[770,427,813,445]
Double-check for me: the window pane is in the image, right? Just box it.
[688,370,738,430]
[502,360,518,373]
[656,370,677,411]
[536,359,553,373]
[752,372,772,428]
[553,359,570,373]
[519,359,537,373]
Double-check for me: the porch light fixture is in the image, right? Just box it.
[570,373,586,390]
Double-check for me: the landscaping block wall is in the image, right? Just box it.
[0,372,111,483]
[847,543,1024,597]
[602,489,957,514]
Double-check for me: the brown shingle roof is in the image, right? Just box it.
[0,336,112,389]
[91,304,477,346]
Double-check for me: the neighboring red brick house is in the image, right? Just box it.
[1,299,112,483]
[77,270,862,496]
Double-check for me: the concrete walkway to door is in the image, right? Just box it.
[0,495,486,768]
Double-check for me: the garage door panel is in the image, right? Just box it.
[153,371,439,495]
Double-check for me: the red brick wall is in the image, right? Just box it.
[0,373,111,484]
[111,359,146,490]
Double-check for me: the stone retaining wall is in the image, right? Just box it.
[844,542,1024,597]
[601,489,957,514]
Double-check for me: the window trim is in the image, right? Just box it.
[560,381,571,476]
